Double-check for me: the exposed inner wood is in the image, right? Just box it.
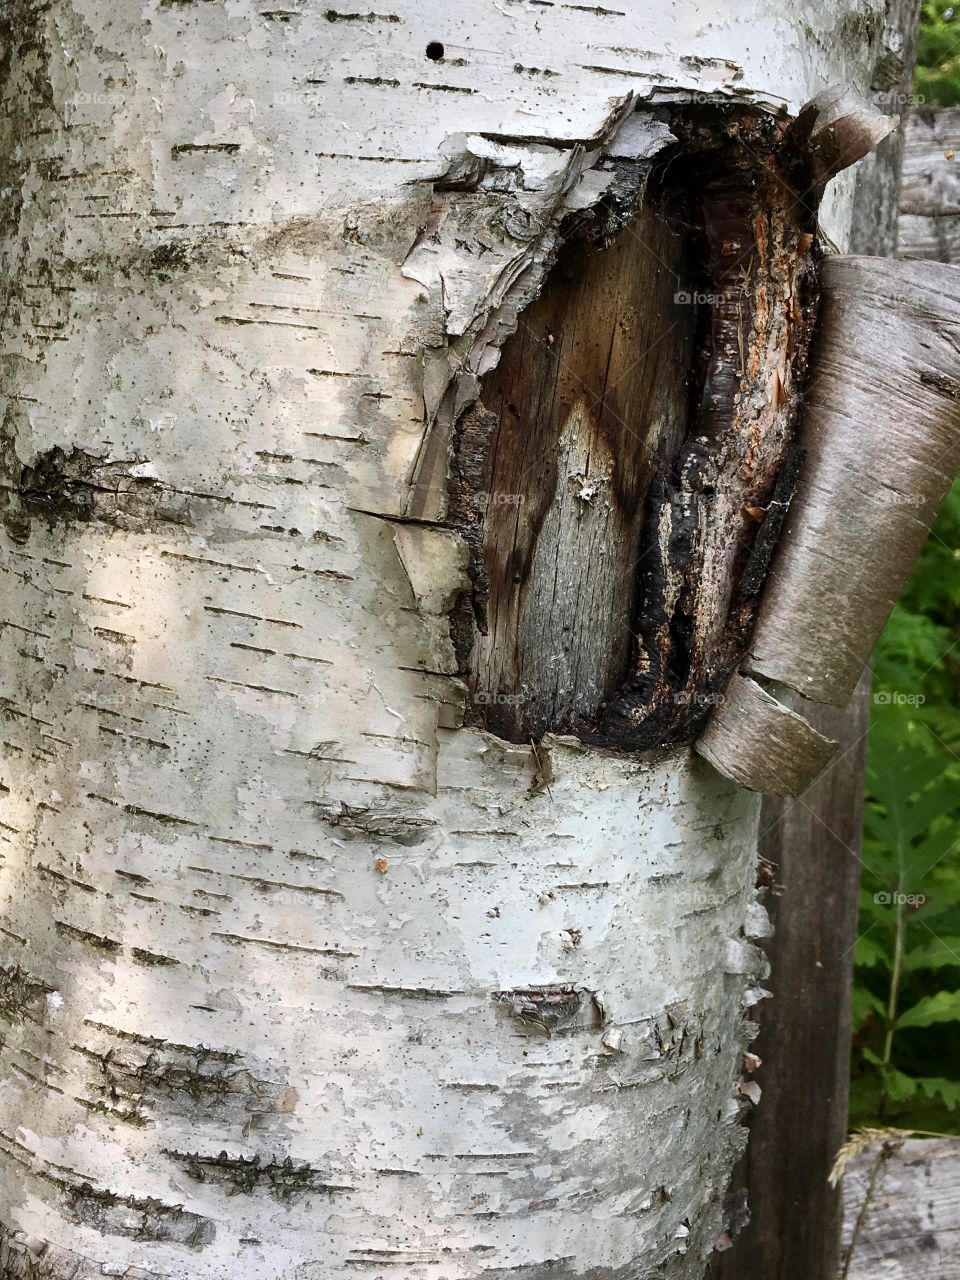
[453,106,823,748]
[452,193,697,741]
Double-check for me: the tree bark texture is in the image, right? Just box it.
[0,2,905,1277]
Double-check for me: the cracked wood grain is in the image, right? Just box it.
[899,106,960,261]
[840,1137,960,1279]
[459,188,695,741]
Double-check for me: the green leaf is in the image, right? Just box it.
[874,608,953,682]
[907,821,960,874]
[916,1077,960,1111]
[896,990,960,1029]
[856,934,890,969]
[916,890,960,925]
[883,1067,919,1103]
[848,1073,885,1125]
[863,806,900,851]
[855,472,960,1127]
[852,986,886,1029]
[900,788,960,849]
[903,936,960,971]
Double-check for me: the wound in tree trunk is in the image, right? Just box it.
[452,105,828,750]
[452,174,698,743]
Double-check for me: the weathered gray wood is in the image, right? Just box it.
[850,0,923,259]
[462,199,694,741]
[709,674,872,1280]
[899,107,960,261]
[841,1137,960,1278]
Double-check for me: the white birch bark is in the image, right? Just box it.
[0,2,886,1276]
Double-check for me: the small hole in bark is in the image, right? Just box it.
[425,41,444,60]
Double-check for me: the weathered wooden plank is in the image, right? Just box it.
[709,675,872,1280]
[840,1137,960,1278]
[899,107,960,261]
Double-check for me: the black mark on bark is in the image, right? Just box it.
[76,1030,295,1125]
[0,963,53,1026]
[163,1149,353,1199]
[0,418,188,542]
[494,986,604,1036]
[61,1182,214,1247]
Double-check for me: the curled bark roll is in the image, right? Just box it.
[696,674,838,798]
[792,86,898,187]
[697,255,960,795]
[746,256,960,703]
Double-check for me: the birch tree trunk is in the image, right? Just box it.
[0,3,898,1278]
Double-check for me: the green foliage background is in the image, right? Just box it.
[851,490,960,1129]
[917,1,960,105]
[849,3,960,1128]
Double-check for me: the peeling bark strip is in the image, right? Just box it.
[695,673,837,797]
[697,255,960,795]
[455,96,892,750]
[748,255,960,700]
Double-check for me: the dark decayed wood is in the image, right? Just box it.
[457,96,894,754]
